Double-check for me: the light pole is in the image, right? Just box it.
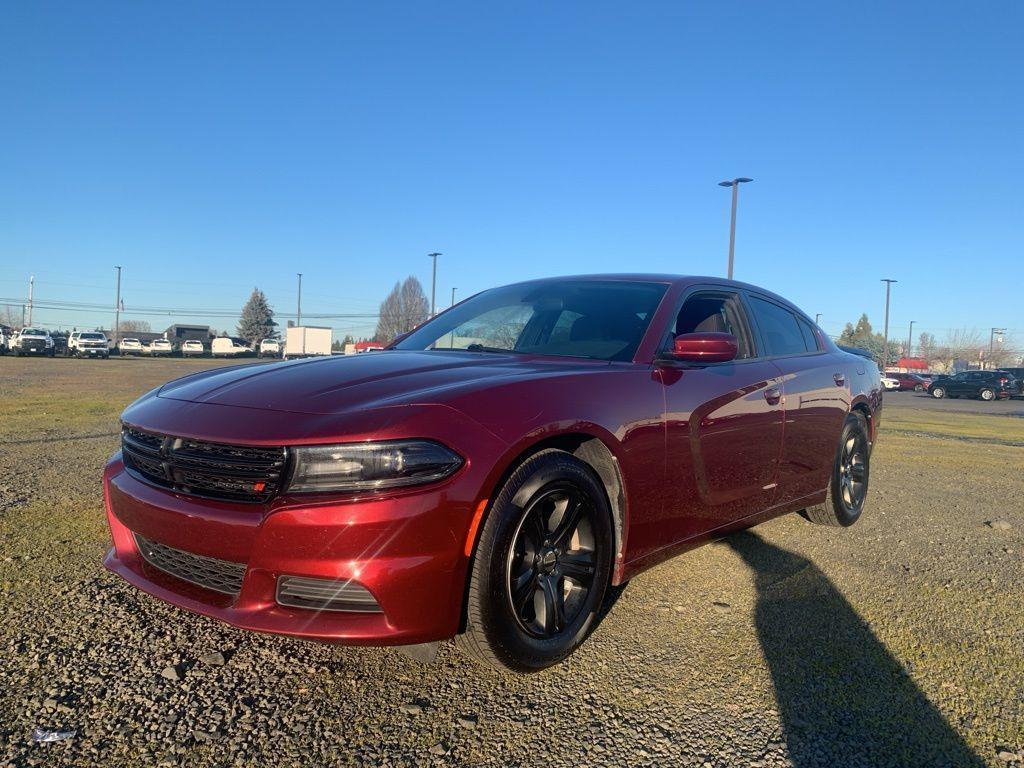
[718,177,753,280]
[26,275,35,326]
[881,279,897,371]
[906,320,915,359]
[815,313,822,325]
[296,273,303,326]
[113,266,122,346]
[451,287,457,307]
[428,253,441,315]
[989,327,1006,370]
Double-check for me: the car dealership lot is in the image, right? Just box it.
[1,358,1021,767]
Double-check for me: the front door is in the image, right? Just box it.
[660,290,785,544]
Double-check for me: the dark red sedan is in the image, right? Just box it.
[103,275,882,672]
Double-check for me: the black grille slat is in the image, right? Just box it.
[121,426,286,504]
[133,533,246,595]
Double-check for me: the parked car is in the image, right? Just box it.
[10,327,54,356]
[119,338,144,356]
[258,338,282,358]
[104,275,881,672]
[928,370,1018,400]
[998,368,1024,396]
[888,373,929,391]
[180,339,206,357]
[880,375,900,391]
[51,334,68,356]
[69,331,110,359]
[145,338,173,357]
[0,325,12,354]
[212,336,252,357]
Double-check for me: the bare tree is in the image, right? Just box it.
[375,277,430,343]
[929,328,985,372]
[0,304,21,328]
[118,319,152,333]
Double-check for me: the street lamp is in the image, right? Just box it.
[881,279,897,371]
[428,253,442,315]
[906,320,915,359]
[989,327,1006,370]
[718,177,753,280]
[451,287,457,307]
[296,273,303,326]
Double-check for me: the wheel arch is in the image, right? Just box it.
[458,429,629,632]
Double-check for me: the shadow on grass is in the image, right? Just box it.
[726,531,984,768]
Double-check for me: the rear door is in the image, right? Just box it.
[659,288,785,542]
[746,294,850,506]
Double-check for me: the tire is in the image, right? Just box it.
[979,388,995,401]
[801,412,870,528]
[458,450,614,673]
[931,387,945,399]
[914,384,925,392]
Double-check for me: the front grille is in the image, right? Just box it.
[133,533,247,596]
[121,426,287,503]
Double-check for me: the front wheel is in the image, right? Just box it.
[931,387,945,399]
[458,450,613,673]
[802,412,870,527]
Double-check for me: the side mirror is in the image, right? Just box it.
[665,332,738,363]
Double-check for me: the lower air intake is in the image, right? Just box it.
[134,533,247,596]
[275,575,382,613]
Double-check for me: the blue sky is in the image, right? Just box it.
[1,2,1021,345]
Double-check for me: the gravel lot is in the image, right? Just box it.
[1,357,1022,767]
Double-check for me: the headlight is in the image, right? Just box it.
[286,440,463,493]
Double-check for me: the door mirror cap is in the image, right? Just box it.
[666,332,738,363]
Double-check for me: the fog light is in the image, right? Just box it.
[275,575,382,613]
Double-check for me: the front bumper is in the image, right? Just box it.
[79,346,108,356]
[102,414,504,645]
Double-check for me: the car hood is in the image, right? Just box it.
[156,350,604,415]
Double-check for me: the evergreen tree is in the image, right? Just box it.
[237,288,276,347]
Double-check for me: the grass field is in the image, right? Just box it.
[1,356,1021,767]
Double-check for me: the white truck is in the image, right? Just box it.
[10,327,55,357]
[284,326,332,359]
[211,337,253,357]
[258,338,282,358]
[69,331,110,359]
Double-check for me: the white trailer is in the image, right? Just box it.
[285,326,332,359]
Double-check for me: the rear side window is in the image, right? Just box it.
[749,296,808,357]
[796,316,821,351]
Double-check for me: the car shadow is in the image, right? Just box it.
[726,531,984,768]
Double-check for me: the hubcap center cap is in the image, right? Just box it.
[536,549,558,573]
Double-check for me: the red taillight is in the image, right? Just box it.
[999,378,1009,385]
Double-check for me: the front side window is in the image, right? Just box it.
[749,296,809,357]
[394,280,668,362]
[673,292,755,359]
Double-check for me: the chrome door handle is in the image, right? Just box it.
[764,386,782,405]
[833,373,846,386]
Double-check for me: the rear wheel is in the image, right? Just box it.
[914,384,925,392]
[802,412,870,527]
[458,450,613,673]
[980,388,995,401]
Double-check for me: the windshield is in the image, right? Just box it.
[81,333,104,340]
[394,279,668,361]
[22,328,45,335]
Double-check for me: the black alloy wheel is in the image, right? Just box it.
[505,482,597,638]
[836,430,868,516]
[458,450,614,672]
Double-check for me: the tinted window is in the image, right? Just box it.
[749,297,807,356]
[796,316,820,352]
[395,280,668,362]
[674,292,755,359]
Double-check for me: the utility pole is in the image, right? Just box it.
[815,313,822,325]
[906,320,915,359]
[113,266,122,346]
[296,273,303,326]
[718,178,753,280]
[428,253,441,315]
[881,279,897,372]
[989,327,1006,370]
[26,275,34,326]
[451,287,457,307]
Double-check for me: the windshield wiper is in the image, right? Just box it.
[465,344,513,354]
